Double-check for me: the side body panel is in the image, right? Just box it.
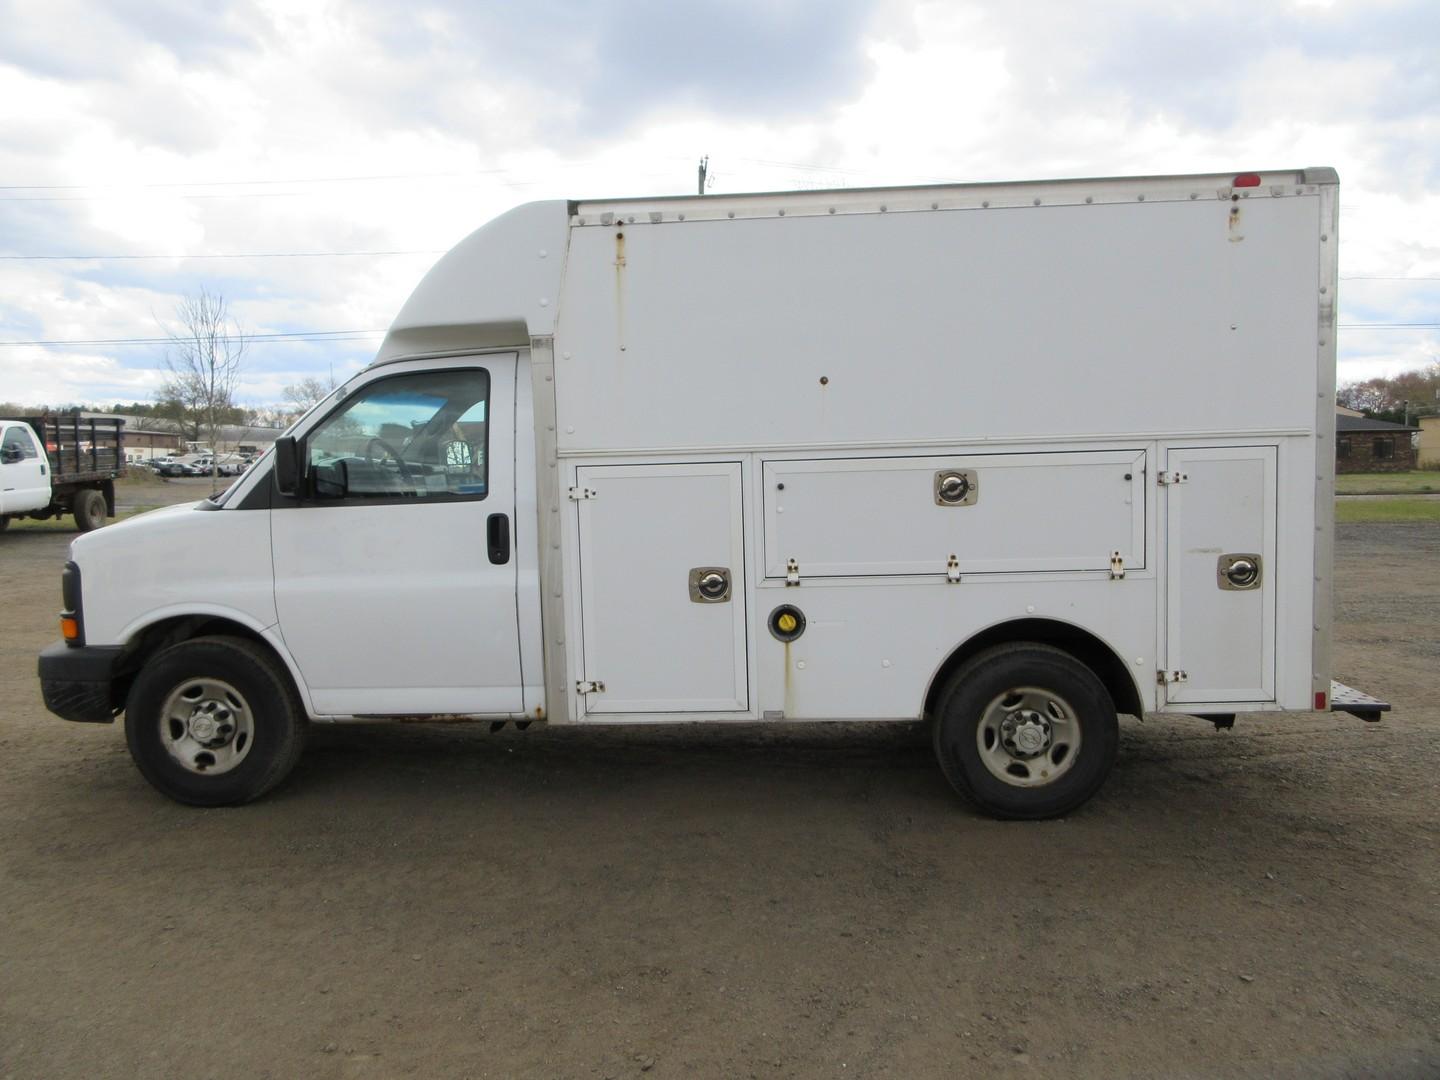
[574,462,749,713]
[1163,446,1278,703]
[547,178,1331,723]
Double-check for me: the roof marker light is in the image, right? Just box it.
[1233,173,1262,188]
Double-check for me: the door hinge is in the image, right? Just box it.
[1109,551,1125,580]
[1157,470,1189,486]
[1157,669,1189,685]
[568,485,598,501]
[785,557,801,586]
[576,680,605,694]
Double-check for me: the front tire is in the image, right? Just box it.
[73,488,107,531]
[932,643,1119,819]
[124,636,306,806]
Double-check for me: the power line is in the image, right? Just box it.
[0,250,443,261]
[1336,323,1440,329]
[0,329,385,347]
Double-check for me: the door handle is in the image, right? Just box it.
[688,567,731,603]
[487,513,511,565]
[1217,553,1261,591]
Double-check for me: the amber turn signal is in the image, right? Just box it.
[60,616,80,641]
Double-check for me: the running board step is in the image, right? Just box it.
[1330,680,1390,722]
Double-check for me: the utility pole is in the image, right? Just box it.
[698,156,709,195]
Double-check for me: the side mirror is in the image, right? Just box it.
[274,436,301,496]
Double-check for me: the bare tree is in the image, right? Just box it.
[282,374,337,419]
[157,289,246,491]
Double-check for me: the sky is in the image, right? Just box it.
[1,0,1436,409]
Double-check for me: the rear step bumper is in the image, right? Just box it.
[1331,680,1390,722]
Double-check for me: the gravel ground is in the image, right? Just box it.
[0,522,1436,1079]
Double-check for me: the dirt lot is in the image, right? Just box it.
[1,523,1437,1079]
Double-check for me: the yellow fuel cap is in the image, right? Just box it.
[768,604,806,642]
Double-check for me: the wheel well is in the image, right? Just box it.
[114,616,293,711]
[923,618,1144,721]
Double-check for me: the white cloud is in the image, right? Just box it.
[1,0,1436,404]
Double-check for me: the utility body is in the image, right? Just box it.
[2,415,124,532]
[38,168,1389,816]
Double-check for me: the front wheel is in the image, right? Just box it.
[124,636,307,806]
[73,488,107,531]
[932,643,1119,819]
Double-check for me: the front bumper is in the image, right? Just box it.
[38,641,124,723]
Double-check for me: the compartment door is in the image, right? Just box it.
[1164,446,1277,703]
[575,462,748,714]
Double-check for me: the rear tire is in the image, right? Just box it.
[73,488,107,532]
[932,642,1119,819]
[124,636,307,806]
[0,514,9,531]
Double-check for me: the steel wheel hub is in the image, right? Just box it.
[1003,710,1052,757]
[976,686,1082,788]
[159,677,255,776]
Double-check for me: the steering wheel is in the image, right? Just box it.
[364,437,415,484]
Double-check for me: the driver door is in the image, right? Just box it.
[271,356,522,716]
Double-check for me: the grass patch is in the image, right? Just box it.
[117,470,171,488]
[1335,497,1440,524]
[1335,472,1439,495]
[4,506,160,533]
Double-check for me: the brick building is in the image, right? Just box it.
[1420,416,1440,469]
[1335,412,1418,473]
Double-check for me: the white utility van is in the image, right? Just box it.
[39,168,1388,818]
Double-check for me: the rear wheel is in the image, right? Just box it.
[932,643,1119,819]
[0,515,9,531]
[73,488,107,531]
[125,636,306,806]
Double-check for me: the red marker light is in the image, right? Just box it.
[1233,173,1262,188]
[1315,690,1327,711]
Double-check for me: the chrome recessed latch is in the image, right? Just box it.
[1109,551,1125,580]
[786,558,801,586]
[1217,553,1262,591]
[688,567,732,603]
[934,469,979,506]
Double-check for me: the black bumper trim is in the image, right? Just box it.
[38,641,123,723]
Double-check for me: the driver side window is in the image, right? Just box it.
[2,425,39,462]
[305,369,490,501]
